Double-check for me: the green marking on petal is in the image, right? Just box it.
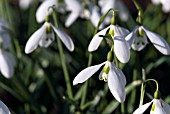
[46,25,52,34]
[151,103,155,111]
[109,29,114,38]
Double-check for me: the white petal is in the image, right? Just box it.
[36,0,58,23]
[151,0,161,5]
[88,26,110,52]
[39,32,55,48]
[114,66,126,86]
[142,26,170,55]
[90,6,103,28]
[0,19,9,30]
[114,36,130,63]
[4,51,16,67]
[151,99,166,114]
[73,62,106,85]
[107,62,126,102]
[161,0,170,13]
[0,100,11,114]
[0,50,15,78]
[51,25,74,51]
[65,0,82,27]
[161,99,170,113]
[131,34,148,51]
[0,31,11,49]
[112,25,129,37]
[19,0,33,9]
[133,101,153,114]
[25,23,46,54]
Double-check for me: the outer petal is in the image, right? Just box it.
[0,100,11,114]
[151,99,166,114]
[19,0,33,9]
[65,0,82,27]
[112,25,129,37]
[73,62,106,85]
[88,25,110,52]
[0,50,14,78]
[25,23,46,54]
[115,67,126,86]
[161,99,170,113]
[161,0,170,13]
[90,6,103,29]
[36,0,57,23]
[114,36,130,63]
[133,101,153,114]
[107,62,126,102]
[142,26,170,55]
[51,25,74,51]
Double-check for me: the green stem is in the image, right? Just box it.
[52,10,73,99]
[139,69,146,106]
[121,103,125,114]
[144,79,159,91]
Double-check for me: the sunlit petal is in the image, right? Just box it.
[114,36,130,63]
[114,66,126,86]
[0,50,15,78]
[25,23,46,54]
[108,62,126,102]
[51,25,74,51]
[88,25,110,52]
[73,62,106,85]
[133,101,153,114]
[112,25,129,37]
[142,26,170,55]
[36,0,57,23]
[0,100,11,114]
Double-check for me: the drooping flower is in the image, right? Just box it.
[36,0,65,23]
[133,99,170,114]
[88,24,130,63]
[0,100,11,114]
[125,26,170,55]
[151,0,170,13]
[73,51,126,102]
[25,21,74,54]
[65,0,102,28]
[99,0,129,23]
[0,49,16,78]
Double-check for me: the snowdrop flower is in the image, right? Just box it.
[73,51,126,102]
[125,26,170,55]
[133,98,170,114]
[0,49,16,78]
[65,0,102,28]
[36,0,65,23]
[0,100,11,114]
[151,0,170,13]
[99,0,129,23]
[88,24,130,63]
[25,21,74,54]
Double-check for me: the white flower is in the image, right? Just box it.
[133,99,170,114]
[125,26,170,55]
[88,25,130,63]
[0,100,11,114]
[151,0,170,13]
[99,0,129,23]
[25,22,74,54]
[36,0,65,23]
[0,49,16,78]
[73,61,126,103]
[0,19,11,49]
[65,0,102,28]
